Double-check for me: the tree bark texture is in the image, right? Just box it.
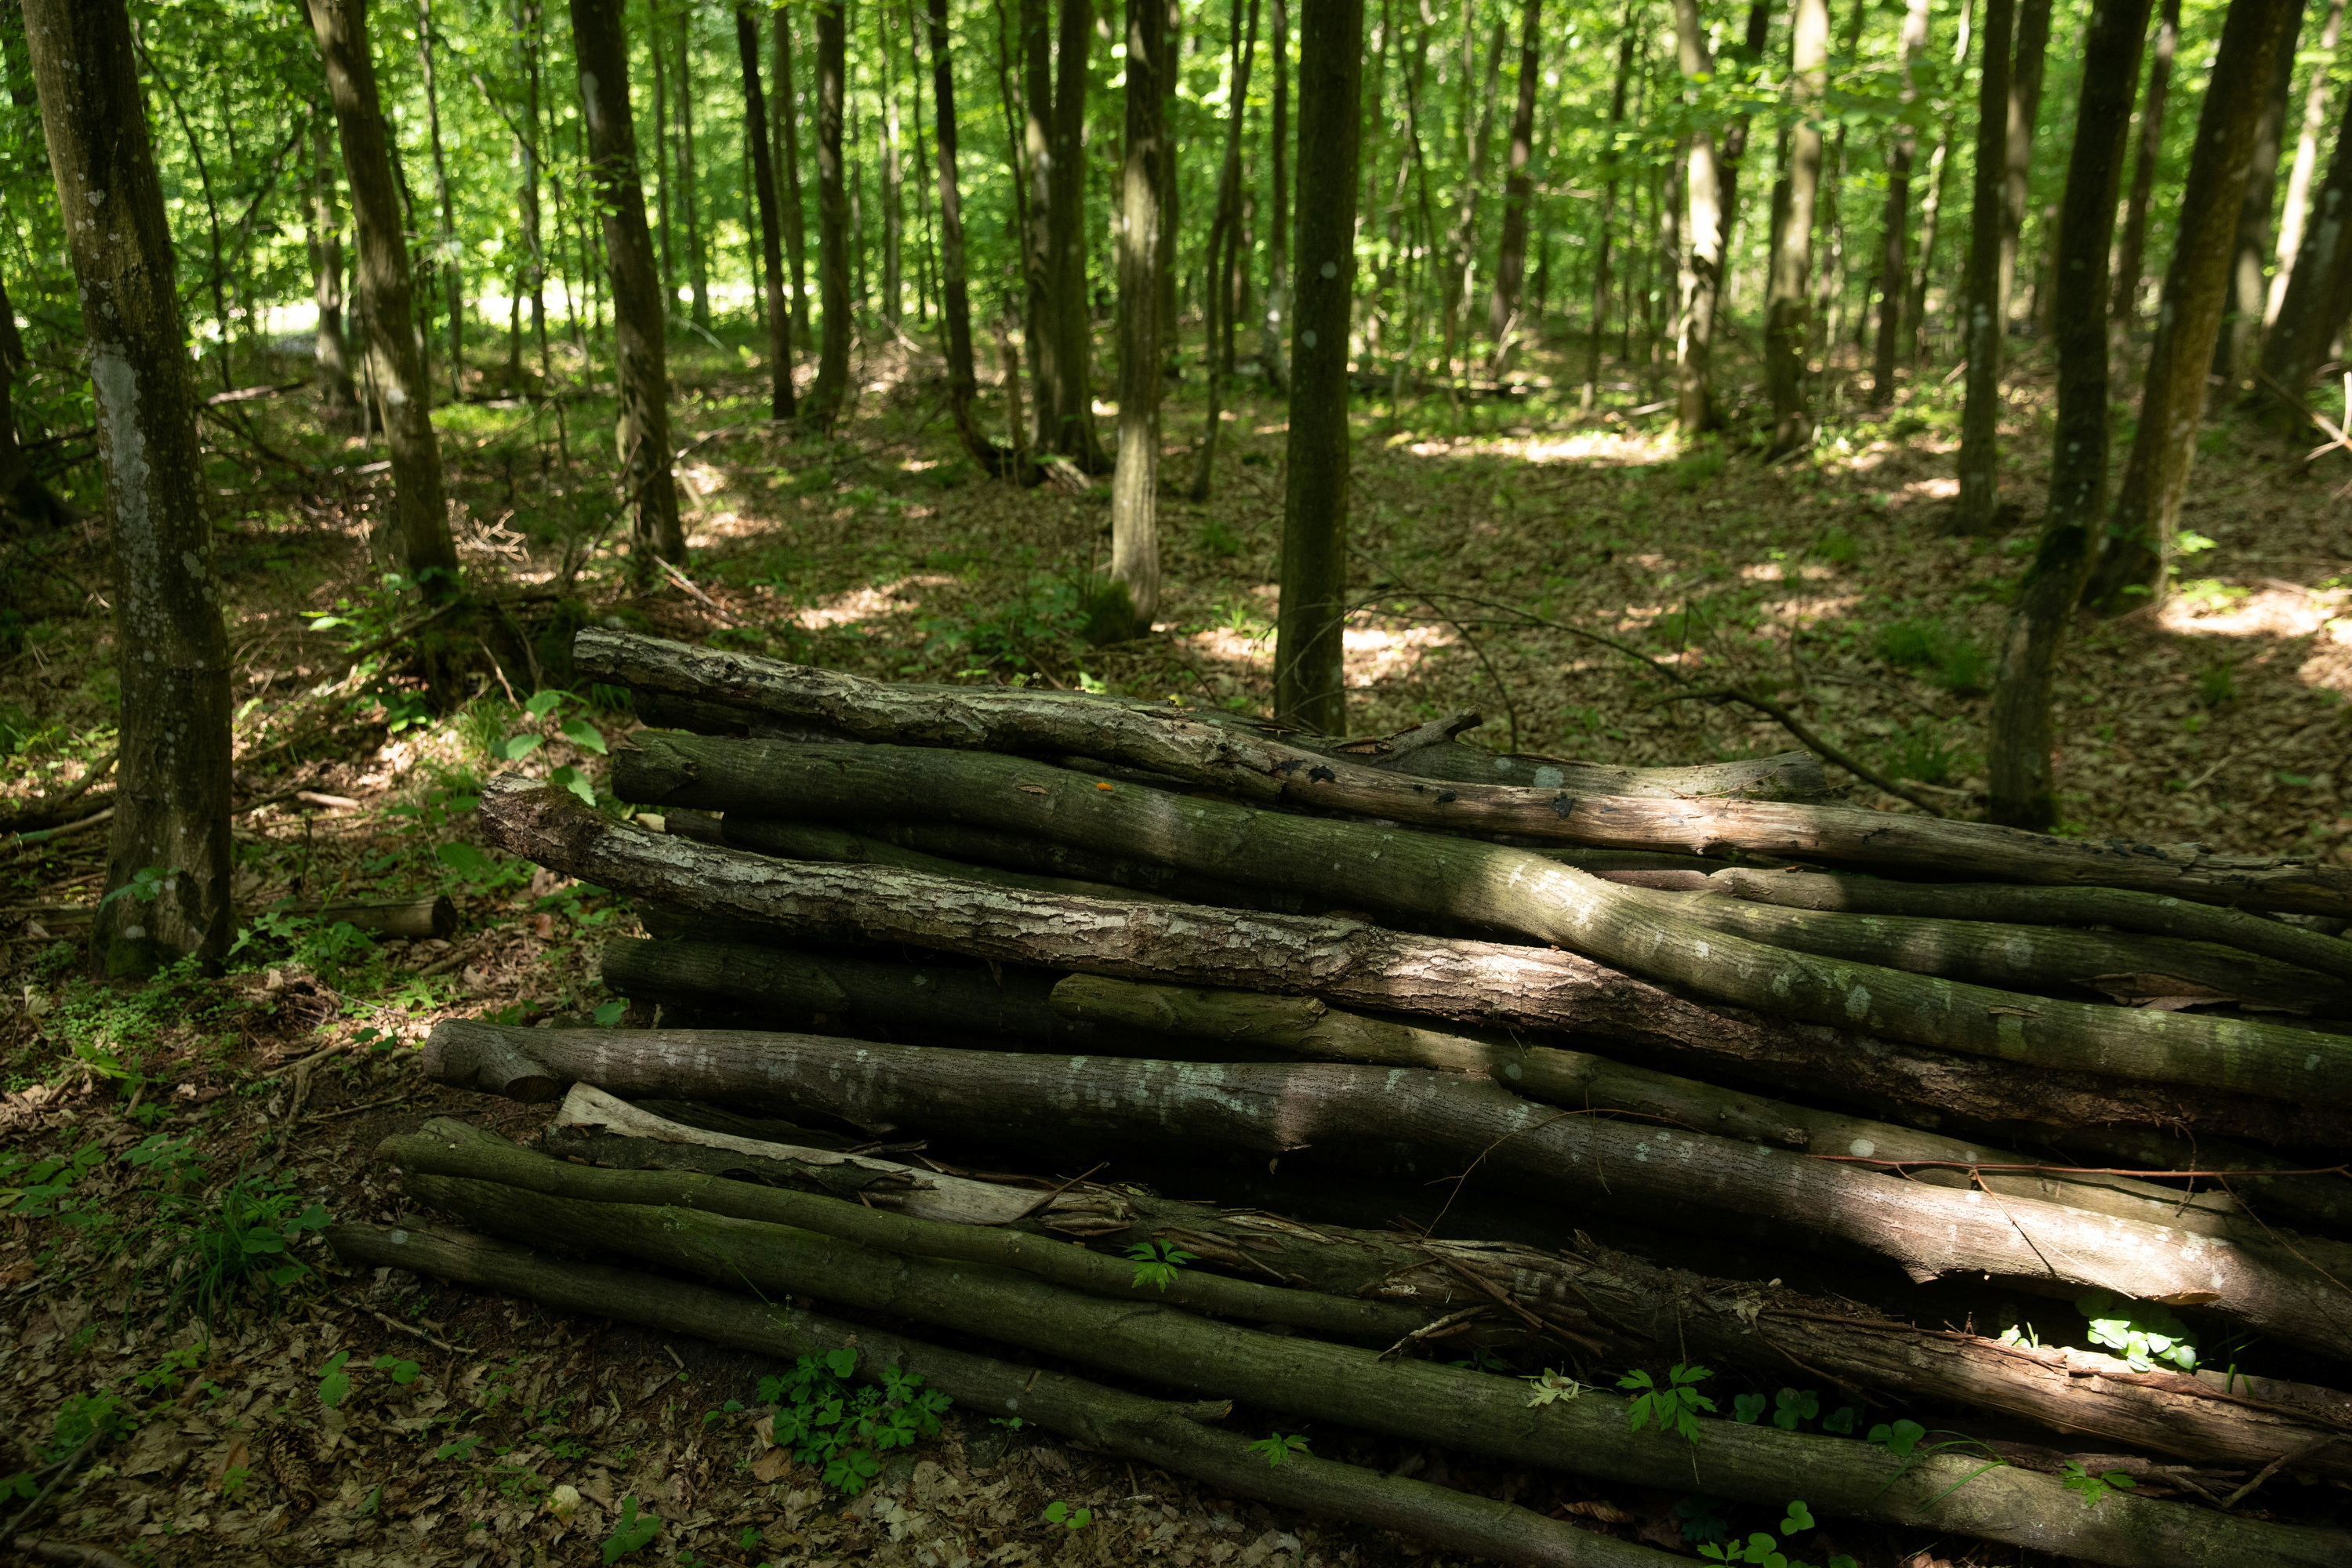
[1041,0,1105,466]
[568,0,686,565]
[1765,0,1828,456]
[2214,0,2307,387]
[1986,0,2158,830]
[2088,0,2303,610]
[1106,0,1167,637]
[1953,0,2016,533]
[1483,0,1542,356]
[303,0,461,593]
[323,1218,1735,1568]
[1997,0,2055,323]
[575,630,2352,916]
[304,113,361,418]
[735,3,794,419]
[423,1022,2352,1361]
[24,0,234,975]
[1261,0,1290,388]
[1870,0,1936,404]
[808,0,854,426]
[771,9,811,343]
[2259,49,2352,416]
[2111,0,2182,328]
[1271,0,1361,736]
[2269,0,2347,326]
[1189,0,1259,499]
[925,0,1015,476]
[1671,0,1721,432]
[679,810,1180,903]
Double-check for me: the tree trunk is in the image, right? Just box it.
[879,3,906,326]
[1040,0,1105,465]
[304,0,461,595]
[1987,0,2160,830]
[772,10,811,345]
[23,0,233,975]
[304,110,362,419]
[1483,0,1542,363]
[1998,0,2055,325]
[512,0,550,383]
[807,0,855,425]
[1272,0,1361,735]
[1582,22,1637,412]
[736,3,793,419]
[926,0,1016,475]
[1105,0,1167,638]
[2087,0,2303,611]
[1870,0,1936,404]
[2215,0,2309,387]
[1764,0,1829,456]
[2268,0,2347,325]
[1953,0,2016,532]
[1715,2,1773,325]
[675,7,710,331]
[1189,0,1260,499]
[2259,64,2352,412]
[1261,0,1290,389]
[568,0,686,566]
[416,0,463,397]
[2111,0,2181,328]
[1671,0,1722,432]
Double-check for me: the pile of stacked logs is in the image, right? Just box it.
[329,629,2352,1567]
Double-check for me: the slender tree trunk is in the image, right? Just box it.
[2259,68,2352,412]
[1671,0,1722,432]
[1190,0,1260,499]
[926,0,1016,473]
[1441,17,1504,376]
[1045,0,1105,463]
[1765,0,1830,456]
[737,3,794,418]
[676,9,710,332]
[1156,0,1181,360]
[569,0,687,564]
[306,111,362,419]
[1272,0,1362,735]
[2214,0,2307,388]
[1105,0,1167,641]
[2087,0,2303,612]
[514,0,550,383]
[1871,0,1936,404]
[808,0,855,425]
[774,11,811,346]
[304,0,462,595]
[417,0,463,397]
[1986,0,2157,830]
[1483,0,1543,364]
[1261,0,1290,389]
[24,0,233,975]
[880,2,907,326]
[652,0,676,310]
[2268,0,2347,325]
[1020,0,1058,441]
[2111,0,2180,328]
[1952,0,2016,532]
[1582,21,1637,412]
[1997,0,2054,324]
[1715,2,1773,323]
[1907,118,1954,358]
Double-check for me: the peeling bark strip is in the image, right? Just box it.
[391,1171,2352,1568]
[573,630,2352,913]
[480,781,2351,1160]
[597,741,2352,1108]
[328,1223,1677,1568]
[421,1021,2352,1359]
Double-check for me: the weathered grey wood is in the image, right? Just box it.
[575,630,2352,913]
[321,1219,1702,1568]
[679,811,1178,904]
[596,742,2352,1107]
[420,1020,2352,1358]
[393,1168,2352,1568]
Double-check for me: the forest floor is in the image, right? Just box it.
[2,321,2350,1568]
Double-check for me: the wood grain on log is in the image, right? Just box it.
[596,742,2352,1106]
[420,1021,2352,1358]
[576,630,2352,913]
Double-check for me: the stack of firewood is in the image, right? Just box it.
[328,628,2352,1568]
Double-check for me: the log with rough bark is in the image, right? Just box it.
[597,742,2352,1107]
[390,1160,2352,1568]
[499,1102,2352,1480]
[578,630,2352,913]
[655,808,1180,905]
[503,784,2351,1160]
[421,1021,2352,1358]
[326,1220,1679,1568]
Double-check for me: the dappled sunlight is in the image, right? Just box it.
[2157,579,2349,640]
[792,573,959,631]
[1341,622,1459,688]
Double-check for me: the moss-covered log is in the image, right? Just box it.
[393,1167,2352,1568]
[575,630,2352,914]
[325,1220,1672,1568]
[593,742,2352,1106]
[421,1020,2352,1357]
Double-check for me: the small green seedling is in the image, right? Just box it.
[1523,1369,1584,1407]
[1042,1500,1092,1530]
[1247,1432,1311,1468]
[2061,1460,2137,1507]
[601,1494,663,1562]
[1125,1239,1197,1292]
[1621,1363,1716,1443]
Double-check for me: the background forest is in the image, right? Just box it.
[2,0,2352,1564]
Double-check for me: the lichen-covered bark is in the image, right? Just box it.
[597,741,2352,1106]
[24,0,233,974]
[575,630,2352,913]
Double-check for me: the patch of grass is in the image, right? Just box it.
[1875,619,1991,695]
[1668,445,1728,492]
[1812,531,1859,565]
[2196,659,2237,707]
[1882,719,1973,787]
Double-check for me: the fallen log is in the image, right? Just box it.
[393,1165,2352,1568]
[509,787,2352,1164]
[421,1022,2352,1358]
[577,630,2352,915]
[659,809,1181,905]
[599,741,2352,1107]
[327,1221,1675,1568]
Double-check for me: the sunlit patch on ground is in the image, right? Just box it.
[1341,620,1459,688]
